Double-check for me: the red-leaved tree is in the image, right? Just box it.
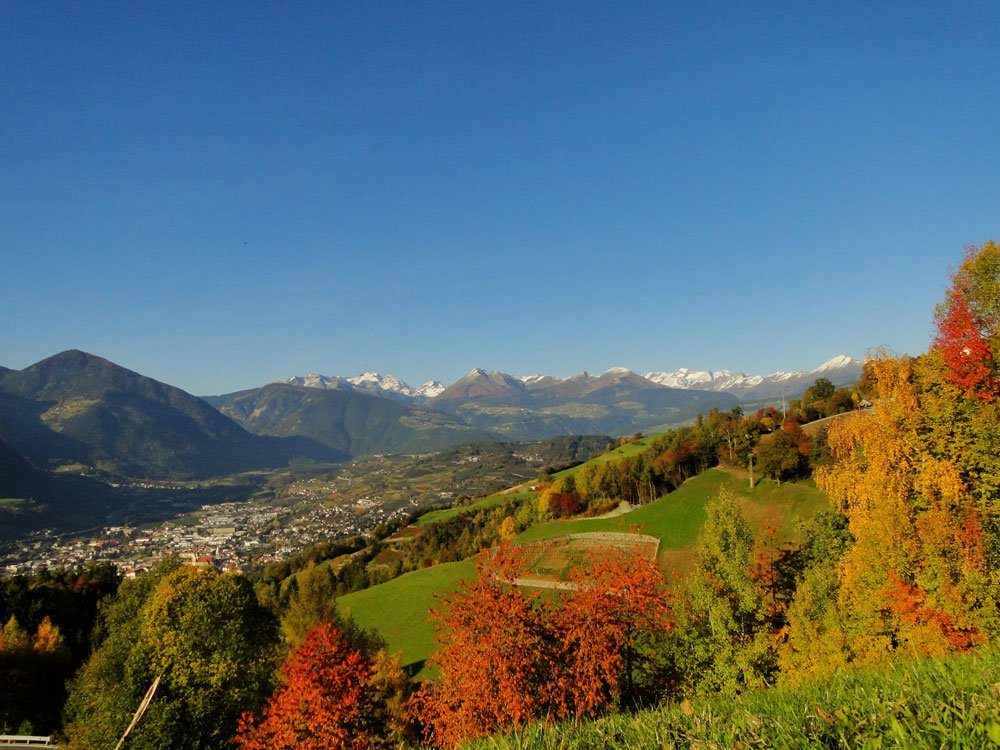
[235,622,388,750]
[412,544,554,748]
[551,548,671,717]
[934,286,998,400]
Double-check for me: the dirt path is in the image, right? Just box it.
[590,500,634,519]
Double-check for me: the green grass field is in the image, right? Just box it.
[336,467,829,670]
[517,468,828,566]
[467,645,1000,749]
[337,560,475,670]
[554,437,654,476]
[413,490,535,527]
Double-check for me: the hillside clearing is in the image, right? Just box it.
[517,468,828,572]
[336,467,828,669]
[336,560,475,670]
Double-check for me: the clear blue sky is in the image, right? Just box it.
[2,2,998,395]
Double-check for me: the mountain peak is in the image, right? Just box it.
[812,354,859,373]
[643,354,861,399]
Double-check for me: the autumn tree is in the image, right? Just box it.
[783,245,1000,681]
[0,615,71,734]
[932,241,1000,400]
[413,545,554,748]
[278,562,381,653]
[754,424,809,482]
[551,548,671,716]
[798,350,999,670]
[235,622,401,750]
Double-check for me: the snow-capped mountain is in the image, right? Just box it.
[281,372,444,403]
[643,355,863,400]
[643,368,766,391]
[280,356,862,408]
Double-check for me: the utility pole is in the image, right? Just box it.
[746,433,755,490]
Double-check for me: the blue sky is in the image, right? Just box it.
[2,2,998,395]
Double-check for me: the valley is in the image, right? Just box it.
[1,435,610,575]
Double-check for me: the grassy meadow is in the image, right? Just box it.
[518,468,828,574]
[335,458,829,671]
[337,559,475,671]
[413,490,535,527]
[466,645,1000,749]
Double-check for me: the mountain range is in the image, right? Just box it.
[202,383,489,456]
[275,355,863,406]
[0,351,862,486]
[643,355,863,401]
[283,372,445,402]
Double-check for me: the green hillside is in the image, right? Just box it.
[413,489,534,527]
[336,560,475,670]
[518,468,827,570]
[553,435,655,472]
[335,467,829,670]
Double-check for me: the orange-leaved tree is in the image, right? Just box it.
[235,622,391,750]
[413,544,554,748]
[551,547,671,717]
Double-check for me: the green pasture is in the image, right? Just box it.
[338,468,829,670]
[414,490,534,527]
[553,436,654,476]
[517,468,829,557]
[337,560,475,671]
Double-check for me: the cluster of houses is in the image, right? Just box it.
[3,493,425,577]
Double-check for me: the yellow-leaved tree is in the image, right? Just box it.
[782,242,1000,682]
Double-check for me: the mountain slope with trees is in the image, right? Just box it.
[0,350,342,479]
[205,382,495,456]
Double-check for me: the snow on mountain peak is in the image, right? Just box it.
[417,381,446,398]
[812,354,857,373]
[280,354,861,405]
[643,354,861,398]
[517,374,547,384]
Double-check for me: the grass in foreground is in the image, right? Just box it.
[468,645,1000,749]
